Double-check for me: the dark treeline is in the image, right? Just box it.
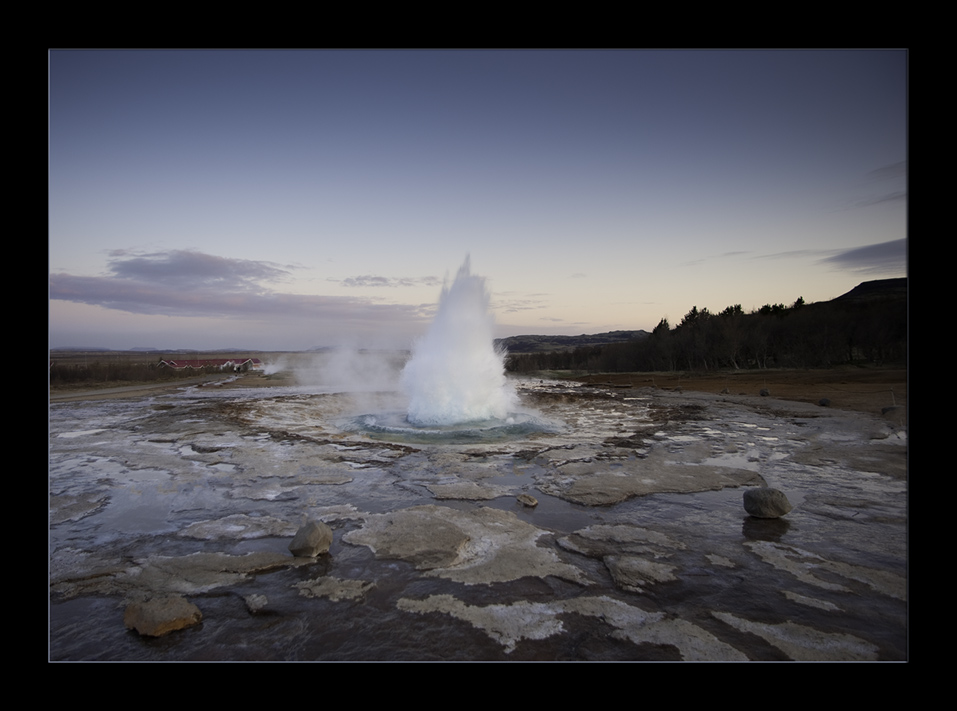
[505,295,906,374]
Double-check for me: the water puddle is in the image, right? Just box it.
[338,411,563,444]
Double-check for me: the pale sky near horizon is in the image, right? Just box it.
[49,49,907,351]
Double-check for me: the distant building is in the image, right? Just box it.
[158,358,263,372]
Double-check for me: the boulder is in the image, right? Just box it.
[289,520,334,557]
[244,594,269,613]
[124,596,202,637]
[743,487,793,518]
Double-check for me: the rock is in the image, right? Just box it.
[427,481,512,500]
[289,520,334,557]
[344,508,470,570]
[516,493,538,507]
[343,505,590,585]
[604,554,678,592]
[541,459,762,507]
[295,576,376,601]
[743,487,793,518]
[244,594,269,613]
[124,596,202,637]
[818,398,831,407]
[759,388,771,397]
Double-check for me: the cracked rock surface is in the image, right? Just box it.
[50,376,906,661]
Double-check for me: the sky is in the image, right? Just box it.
[49,49,907,351]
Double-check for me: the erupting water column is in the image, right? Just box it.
[401,257,517,426]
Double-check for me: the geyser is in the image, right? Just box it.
[401,257,517,426]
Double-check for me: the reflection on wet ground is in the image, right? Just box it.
[49,377,906,661]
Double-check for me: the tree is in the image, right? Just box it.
[675,306,714,370]
[717,304,745,369]
[649,317,675,370]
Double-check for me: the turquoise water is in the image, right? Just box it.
[340,410,562,444]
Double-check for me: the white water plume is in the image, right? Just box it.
[401,257,517,426]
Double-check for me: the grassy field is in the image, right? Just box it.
[48,349,288,390]
[573,365,906,419]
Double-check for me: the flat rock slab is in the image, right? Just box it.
[397,593,749,660]
[295,576,376,601]
[541,459,763,506]
[343,504,589,585]
[425,481,513,500]
[52,551,316,600]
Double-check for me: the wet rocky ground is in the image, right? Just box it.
[49,377,907,661]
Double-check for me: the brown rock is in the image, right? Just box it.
[124,596,202,637]
[289,520,334,557]
[743,487,793,518]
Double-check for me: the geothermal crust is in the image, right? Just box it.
[49,377,906,660]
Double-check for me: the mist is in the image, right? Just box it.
[267,348,410,415]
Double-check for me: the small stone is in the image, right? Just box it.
[289,520,334,557]
[818,398,831,407]
[244,594,269,613]
[124,596,202,637]
[743,487,793,518]
[516,493,538,508]
[759,388,770,397]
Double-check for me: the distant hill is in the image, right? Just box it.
[495,330,648,354]
[833,277,906,303]
[50,346,114,352]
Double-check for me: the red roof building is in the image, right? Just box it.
[158,358,263,372]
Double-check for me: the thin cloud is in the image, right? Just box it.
[841,161,907,211]
[753,239,907,276]
[847,191,907,208]
[336,275,444,288]
[682,250,753,267]
[493,295,550,314]
[49,249,428,324]
[864,161,906,182]
[820,238,907,275]
[752,249,821,262]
